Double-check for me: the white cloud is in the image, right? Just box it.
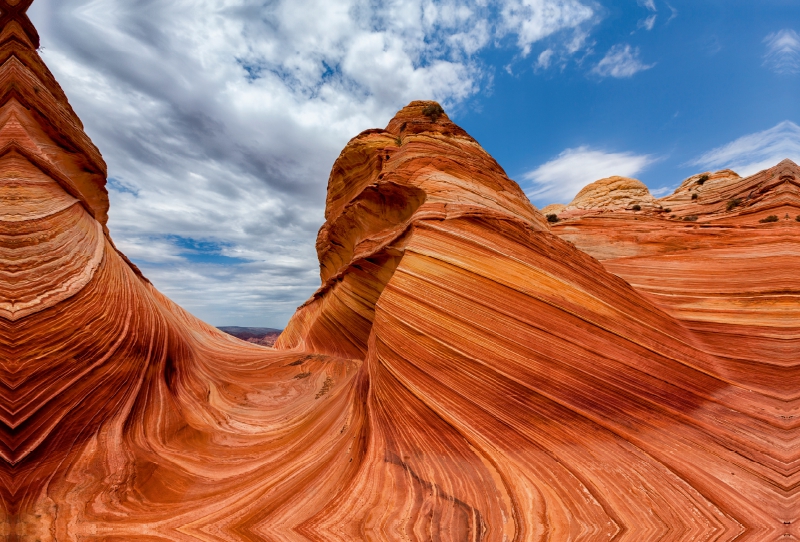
[499,0,596,57]
[763,29,800,75]
[666,3,678,23]
[536,48,554,68]
[638,0,657,11]
[591,44,655,78]
[28,0,596,327]
[689,121,800,177]
[650,186,673,197]
[523,146,655,204]
[638,14,656,31]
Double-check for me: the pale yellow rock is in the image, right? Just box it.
[564,176,657,213]
[540,203,566,216]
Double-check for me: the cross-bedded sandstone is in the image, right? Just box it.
[2,6,800,541]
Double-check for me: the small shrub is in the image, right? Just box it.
[726,198,741,211]
[696,174,709,185]
[796,215,800,222]
[691,193,698,200]
[684,215,699,222]
[546,213,560,223]
[663,208,672,213]
[394,136,403,146]
[632,204,641,211]
[422,103,444,122]
[670,214,676,219]
[759,215,779,223]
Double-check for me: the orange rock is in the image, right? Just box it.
[2,4,800,540]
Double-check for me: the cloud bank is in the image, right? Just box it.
[29,0,597,327]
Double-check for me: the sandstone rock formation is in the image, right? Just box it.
[2,4,800,540]
[559,175,659,218]
[539,202,566,216]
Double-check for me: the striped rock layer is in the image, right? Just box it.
[2,5,800,541]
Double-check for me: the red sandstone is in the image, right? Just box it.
[1,3,799,540]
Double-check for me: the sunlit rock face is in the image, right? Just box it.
[558,175,661,219]
[3,4,800,540]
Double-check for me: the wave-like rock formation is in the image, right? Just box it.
[2,4,800,540]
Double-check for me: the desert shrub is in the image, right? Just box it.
[684,215,699,221]
[632,204,641,211]
[697,174,709,185]
[546,213,559,223]
[691,193,698,200]
[394,136,403,146]
[726,198,741,211]
[796,215,800,222]
[663,208,672,213]
[759,215,779,223]
[670,214,676,219]
[422,103,444,122]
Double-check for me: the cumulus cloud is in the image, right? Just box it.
[763,29,800,75]
[28,0,596,327]
[523,146,655,204]
[591,44,655,77]
[689,121,800,177]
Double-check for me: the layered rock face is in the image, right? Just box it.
[3,4,800,541]
[558,175,660,218]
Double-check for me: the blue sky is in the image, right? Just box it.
[27,0,800,327]
[464,0,800,203]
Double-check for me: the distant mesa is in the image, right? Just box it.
[4,4,800,539]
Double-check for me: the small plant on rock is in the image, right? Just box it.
[546,213,560,223]
[632,204,641,211]
[663,208,672,213]
[684,215,699,222]
[796,215,800,222]
[726,198,742,211]
[692,193,698,200]
[759,215,779,223]
[422,103,444,122]
[696,174,709,185]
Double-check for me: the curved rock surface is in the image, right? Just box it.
[539,202,566,216]
[559,175,659,218]
[2,5,800,541]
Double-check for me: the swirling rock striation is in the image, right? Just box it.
[1,5,800,540]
